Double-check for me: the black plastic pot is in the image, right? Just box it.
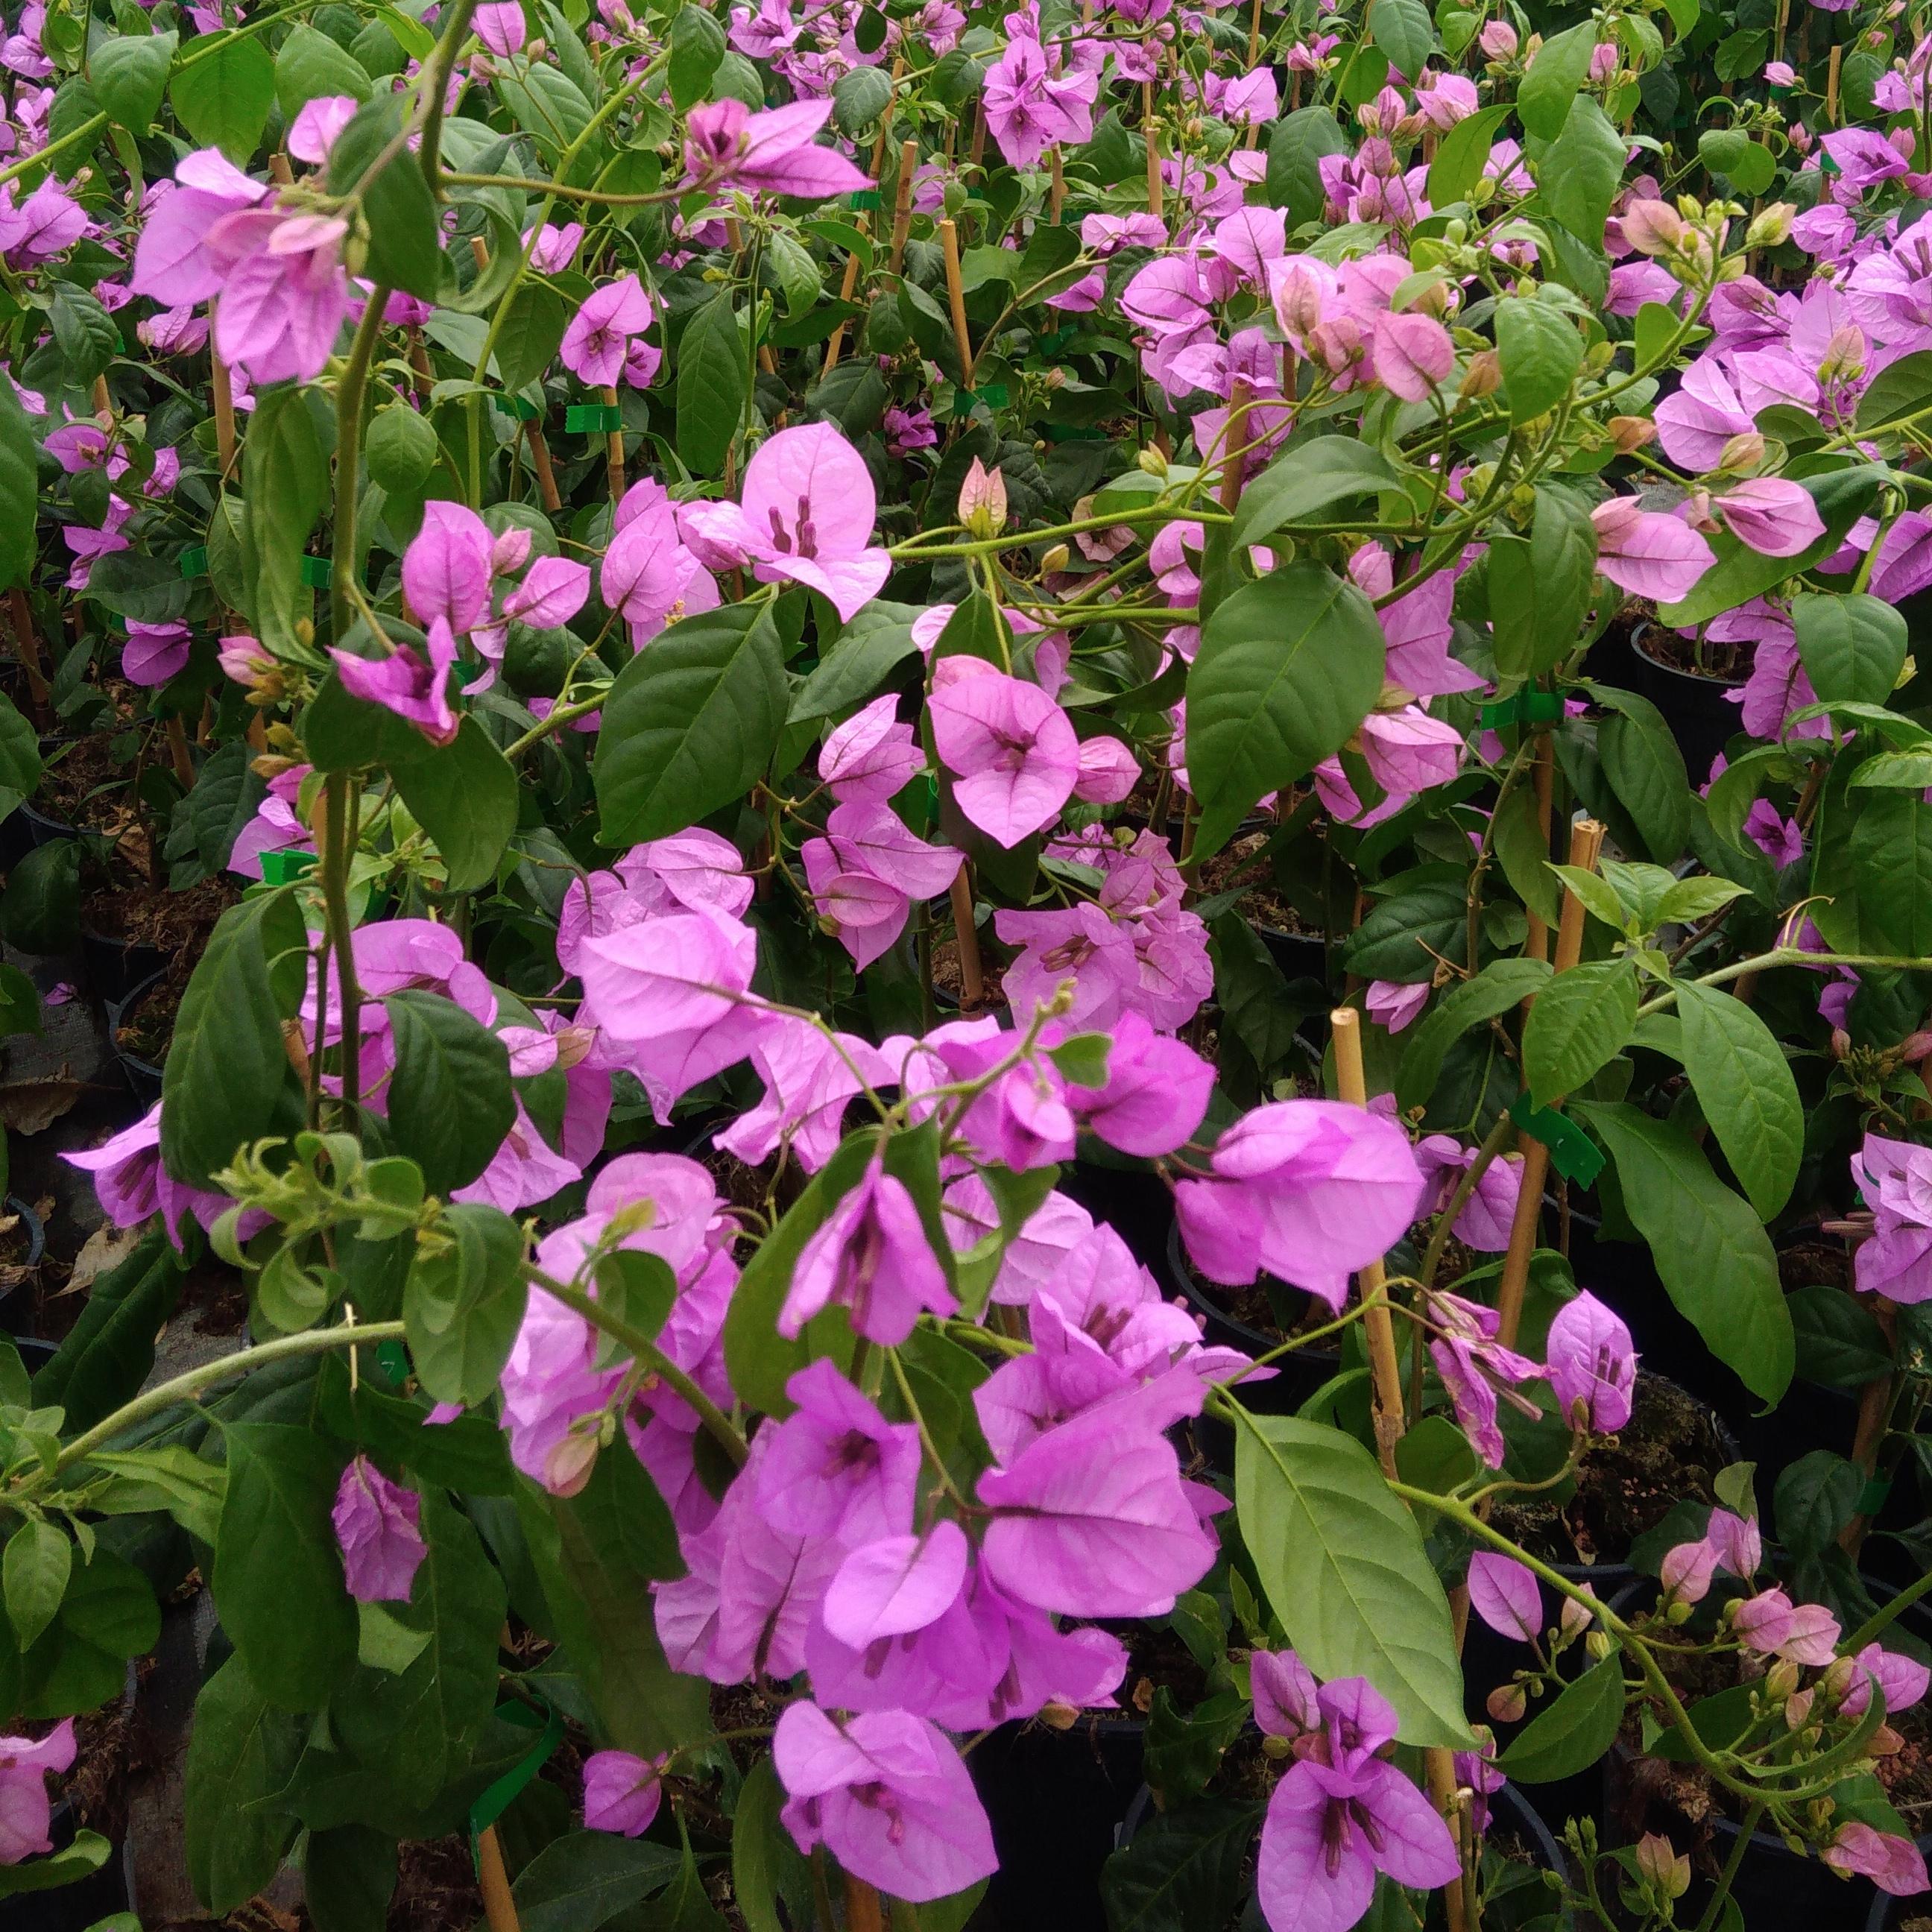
[0,800,75,875]
[1591,619,1744,789]
[0,1195,48,1335]
[109,968,166,1108]
[970,1712,1146,1932]
[23,1793,137,1932]
[1162,1218,1342,1415]
[80,924,162,1008]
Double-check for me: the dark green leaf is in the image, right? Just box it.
[383,990,515,1195]
[183,1655,304,1911]
[1230,439,1411,551]
[168,31,275,161]
[90,28,177,135]
[393,716,521,891]
[675,290,745,479]
[1497,1655,1625,1781]
[1395,959,1552,1111]
[1521,959,1638,1105]
[1676,981,1802,1219]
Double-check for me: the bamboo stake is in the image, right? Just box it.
[947,867,985,1008]
[599,385,625,505]
[525,420,563,511]
[1840,1299,1898,1555]
[1494,818,1606,1351]
[824,250,866,373]
[1049,145,1066,222]
[844,1875,886,1932]
[1424,1752,1470,1932]
[968,101,986,169]
[477,1825,523,1932]
[1145,116,1164,219]
[1246,0,1263,65]
[210,311,238,476]
[164,716,194,789]
[7,589,49,713]
[938,218,974,388]
[1332,1007,1407,1477]
[1523,730,1556,963]
[887,137,918,276]
[92,375,111,423]
[1219,377,1251,510]
[1828,43,1843,123]
[823,89,899,372]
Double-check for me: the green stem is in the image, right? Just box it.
[528,1266,748,1468]
[1844,1563,1932,1652]
[18,1321,408,1487]
[1694,1802,1764,1932]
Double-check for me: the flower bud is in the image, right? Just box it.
[1822,1655,1857,1701]
[1585,1630,1611,1661]
[1039,1700,1080,1731]
[1665,1597,1693,1624]
[1559,1594,1594,1640]
[1635,1833,1690,1901]
[1719,430,1767,474]
[1874,1720,1905,1756]
[1261,1732,1292,1759]
[1486,1682,1528,1723]
[1821,323,1868,386]
[1040,543,1071,575]
[1831,1027,1853,1061]
[1478,19,1518,56]
[1785,1688,1816,1729]
[1609,414,1656,453]
[1767,1658,1802,1702]
[1901,1030,1932,1064]
[1746,202,1796,250]
[1460,350,1502,398]
[959,457,1008,538]
[1138,445,1169,478]
[1620,199,1687,256]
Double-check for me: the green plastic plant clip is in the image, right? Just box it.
[300,556,332,589]
[1855,1477,1892,1515]
[565,402,624,433]
[1479,689,1571,730]
[467,1693,564,1871]
[847,188,883,210]
[257,848,318,886]
[952,382,1011,417]
[177,546,209,579]
[1508,1093,1606,1185]
[493,394,541,420]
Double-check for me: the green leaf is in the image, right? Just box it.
[382,990,515,1195]
[170,31,275,159]
[241,386,330,659]
[31,1231,183,1430]
[1789,1284,1892,1390]
[1395,959,1553,1111]
[1234,1413,1472,1747]
[1675,981,1802,1219]
[1855,350,1932,433]
[494,282,570,392]
[1497,1655,1626,1781]
[675,289,746,479]
[668,3,727,109]
[540,1459,711,1755]
[1491,781,1559,925]
[183,1655,304,1912]
[833,61,893,135]
[732,1757,814,1932]
[88,1444,227,1543]
[392,717,520,891]
[1,838,80,954]
[513,1832,684,1932]
[403,1204,528,1406]
[276,21,373,115]
[790,601,925,720]
[160,889,307,1190]
[1793,592,1907,710]
[0,376,37,592]
[1425,103,1509,209]
[1339,882,1466,983]
[1101,1798,1262,1932]
[2,1520,69,1650]
[1264,107,1348,227]
[1230,438,1411,550]
[0,1830,110,1897]
[329,93,442,303]
[305,1825,398,1932]
[303,669,443,774]
[1594,686,1692,861]
[1773,1450,1864,1561]
[1825,789,1932,962]
[215,1423,357,1708]
[92,28,177,134]
[1495,297,1584,424]
[1488,484,1598,678]
[1541,96,1624,247]
[1518,21,1599,141]
[1521,959,1638,1104]
[1187,564,1387,857]
[1209,912,1324,1078]
[1572,1102,1793,1404]
[724,1131,874,1414]
[1368,0,1433,76]
[595,602,787,845]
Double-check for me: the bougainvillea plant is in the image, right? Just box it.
[0,0,1931,1925]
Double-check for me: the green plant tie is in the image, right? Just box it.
[1508,1093,1606,1185]
[468,1693,564,1872]
[565,402,624,433]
